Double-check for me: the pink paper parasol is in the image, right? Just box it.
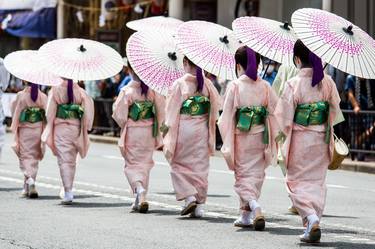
[292,8,375,79]
[126,31,184,96]
[175,20,241,80]
[38,38,124,81]
[4,50,63,86]
[232,16,297,66]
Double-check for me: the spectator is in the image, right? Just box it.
[326,66,348,142]
[84,80,101,99]
[261,59,278,86]
[345,75,375,161]
[117,58,131,94]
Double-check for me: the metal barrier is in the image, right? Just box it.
[339,110,375,157]
[92,98,120,135]
[90,99,375,156]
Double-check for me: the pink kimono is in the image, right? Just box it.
[218,75,278,209]
[11,87,47,182]
[274,68,341,224]
[163,73,221,204]
[42,81,94,192]
[112,81,165,193]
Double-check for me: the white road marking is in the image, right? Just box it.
[1,175,375,245]
[101,155,372,192]
[1,170,375,244]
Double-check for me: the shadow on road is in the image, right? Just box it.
[322,214,359,219]
[0,187,22,192]
[266,226,358,236]
[155,192,231,198]
[38,194,99,200]
[144,209,180,216]
[62,201,131,208]
[299,241,375,249]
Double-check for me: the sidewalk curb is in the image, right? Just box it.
[89,135,375,175]
[89,134,119,144]
[339,160,375,174]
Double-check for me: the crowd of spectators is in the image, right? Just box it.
[2,57,374,160]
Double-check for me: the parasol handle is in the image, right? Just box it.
[343,25,354,35]
[168,52,177,61]
[262,59,272,79]
[219,35,229,44]
[78,45,87,52]
[280,22,290,31]
[163,11,168,17]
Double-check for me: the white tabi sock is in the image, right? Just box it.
[185,195,197,205]
[241,210,251,221]
[307,214,319,228]
[249,200,260,211]
[26,178,35,186]
[135,182,145,195]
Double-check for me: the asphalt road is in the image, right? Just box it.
[1,133,375,249]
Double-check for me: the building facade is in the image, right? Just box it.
[169,0,375,38]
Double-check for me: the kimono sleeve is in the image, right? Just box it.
[112,89,129,129]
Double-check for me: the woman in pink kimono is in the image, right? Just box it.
[112,64,165,213]
[42,79,94,204]
[218,46,278,230]
[274,40,341,243]
[11,83,47,198]
[163,56,221,218]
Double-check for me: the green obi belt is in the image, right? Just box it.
[236,106,269,144]
[56,104,84,120]
[294,101,330,144]
[180,95,210,116]
[19,107,45,123]
[128,100,158,137]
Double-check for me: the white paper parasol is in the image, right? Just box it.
[232,16,297,66]
[292,8,375,79]
[126,31,184,96]
[126,16,183,33]
[38,38,124,81]
[4,50,62,86]
[175,20,241,80]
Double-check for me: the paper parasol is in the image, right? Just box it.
[4,50,63,86]
[292,8,375,79]
[38,38,124,81]
[126,31,184,96]
[232,16,297,66]
[175,20,241,80]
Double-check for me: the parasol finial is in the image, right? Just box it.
[280,22,290,30]
[168,52,177,61]
[219,35,229,44]
[343,25,354,35]
[78,45,87,52]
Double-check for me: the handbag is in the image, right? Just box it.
[328,134,349,170]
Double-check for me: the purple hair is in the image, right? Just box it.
[245,47,258,81]
[67,79,74,103]
[309,51,324,87]
[196,67,204,92]
[140,81,149,95]
[30,83,38,102]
